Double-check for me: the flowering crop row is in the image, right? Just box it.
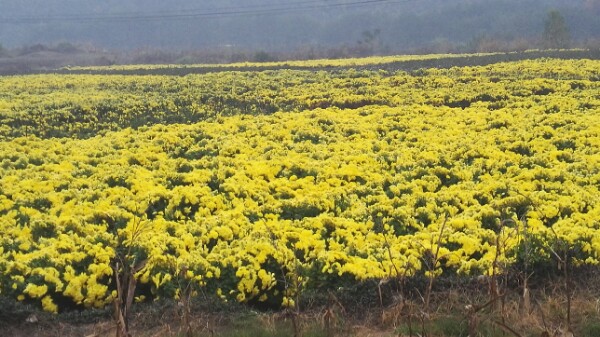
[0,58,599,313]
[1,58,598,140]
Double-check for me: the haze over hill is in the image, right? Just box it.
[1,0,599,54]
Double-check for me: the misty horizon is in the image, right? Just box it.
[1,0,599,53]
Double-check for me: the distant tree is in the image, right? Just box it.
[356,28,381,56]
[543,10,571,49]
[253,51,275,62]
[584,0,600,14]
[53,42,80,54]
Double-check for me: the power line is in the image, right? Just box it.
[10,0,341,19]
[1,0,417,24]
[3,0,402,23]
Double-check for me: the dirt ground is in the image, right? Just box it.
[3,272,600,337]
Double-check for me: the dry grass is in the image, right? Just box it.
[2,276,600,337]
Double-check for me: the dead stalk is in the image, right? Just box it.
[113,258,147,337]
[548,228,573,332]
[112,213,148,337]
[266,225,304,337]
[413,212,449,313]
[520,214,532,316]
[382,234,413,330]
[177,266,193,337]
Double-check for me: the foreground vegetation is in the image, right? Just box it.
[1,54,600,335]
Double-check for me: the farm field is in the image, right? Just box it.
[1,54,600,336]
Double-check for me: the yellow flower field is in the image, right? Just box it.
[0,57,599,313]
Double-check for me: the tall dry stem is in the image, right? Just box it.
[418,212,449,312]
[112,213,149,337]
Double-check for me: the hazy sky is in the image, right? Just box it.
[1,0,598,51]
